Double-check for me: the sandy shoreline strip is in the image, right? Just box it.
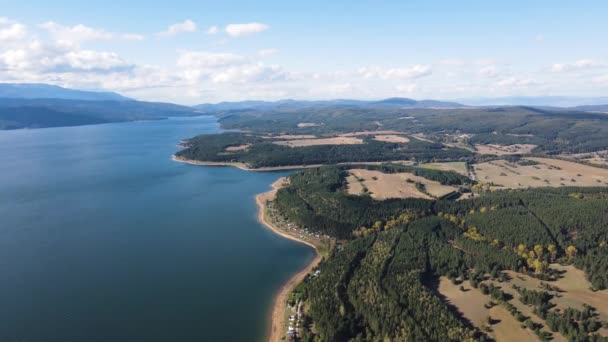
[255,178,322,342]
[172,154,414,172]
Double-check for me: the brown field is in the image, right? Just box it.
[224,144,251,152]
[273,137,363,147]
[420,162,469,176]
[340,130,405,137]
[564,150,608,167]
[438,277,540,341]
[346,169,457,199]
[489,306,541,342]
[501,265,608,338]
[438,277,490,327]
[296,122,321,127]
[475,144,537,155]
[371,135,410,143]
[410,133,436,143]
[473,157,608,189]
[263,134,318,140]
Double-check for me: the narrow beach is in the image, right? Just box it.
[255,178,321,342]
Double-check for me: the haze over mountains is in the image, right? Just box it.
[1,83,608,130]
[0,83,132,102]
[0,83,201,130]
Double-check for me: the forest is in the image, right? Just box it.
[203,105,608,154]
[271,166,608,341]
[175,132,472,167]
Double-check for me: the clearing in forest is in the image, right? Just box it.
[224,144,251,152]
[437,277,539,342]
[563,150,608,167]
[371,135,410,143]
[473,157,608,189]
[296,122,322,127]
[340,130,406,137]
[346,169,457,200]
[503,265,608,335]
[419,162,468,176]
[263,134,318,139]
[475,144,537,155]
[273,136,363,147]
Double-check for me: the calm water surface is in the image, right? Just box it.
[0,116,314,342]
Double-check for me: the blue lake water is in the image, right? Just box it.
[0,116,314,342]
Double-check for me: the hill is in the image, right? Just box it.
[0,83,132,102]
[0,98,203,130]
[194,98,464,112]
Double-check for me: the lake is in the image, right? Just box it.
[0,116,314,341]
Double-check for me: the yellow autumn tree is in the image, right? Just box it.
[566,245,577,257]
[547,244,557,261]
[517,244,527,256]
[534,245,544,259]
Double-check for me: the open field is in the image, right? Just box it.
[419,161,468,176]
[273,137,363,147]
[438,277,541,341]
[437,277,489,327]
[410,133,436,143]
[224,144,251,152]
[564,150,608,167]
[346,169,457,199]
[340,130,405,137]
[475,144,537,155]
[371,134,410,143]
[297,122,322,128]
[473,157,608,188]
[504,265,608,325]
[263,134,318,140]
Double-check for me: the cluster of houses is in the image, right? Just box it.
[285,222,330,240]
[286,300,303,340]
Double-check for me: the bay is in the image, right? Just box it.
[0,116,314,342]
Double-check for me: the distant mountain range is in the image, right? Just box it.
[0,83,132,102]
[194,97,464,112]
[0,84,201,130]
[2,83,608,130]
[457,96,608,107]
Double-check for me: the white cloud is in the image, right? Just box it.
[257,48,278,57]
[478,65,498,78]
[158,20,197,37]
[225,22,269,37]
[0,38,131,72]
[0,17,12,25]
[211,63,286,83]
[396,84,417,93]
[359,65,431,80]
[549,59,599,72]
[177,51,245,69]
[205,26,219,35]
[60,50,130,70]
[0,23,27,41]
[175,50,286,84]
[39,22,144,45]
[535,34,545,42]
[496,77,537,87]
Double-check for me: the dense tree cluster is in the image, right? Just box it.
[175,132,472,168]
[261,159,608,341]
[210,105,608,154]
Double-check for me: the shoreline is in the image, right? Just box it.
[172,154,415,172]
[255,178,322,342]
[172,154,324,172]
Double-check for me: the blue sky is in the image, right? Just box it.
[1,1,608,104]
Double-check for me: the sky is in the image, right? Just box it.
[1,0,608,104]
